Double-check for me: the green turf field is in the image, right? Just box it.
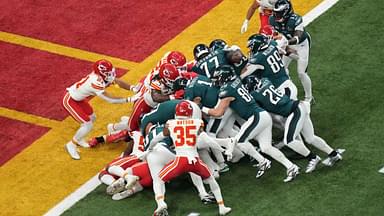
[63,1,384,215]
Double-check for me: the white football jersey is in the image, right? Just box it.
[167,118,204,158]
[67,72,106,101]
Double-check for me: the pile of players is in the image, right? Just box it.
[62,1,344,215]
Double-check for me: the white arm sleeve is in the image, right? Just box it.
[98,93,127,104]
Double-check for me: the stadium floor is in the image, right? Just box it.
[2,0,384,215]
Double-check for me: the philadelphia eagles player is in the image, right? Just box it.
[203,65,299,182]
[243,33,298,100]
[270,0,313,102]
[244,76,343,172]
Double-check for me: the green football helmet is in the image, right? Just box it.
[211,65,236,86]
[209,39,227,52]
[247,34,270,55]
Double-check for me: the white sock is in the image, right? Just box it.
[107,165,126,177]
[309,136,333,154]
[286,140,311,157]
[205,176,224,207]
[73,121,93,142]
[298,72,312,99]
[237,141,265,163]
[100,174,116,185]
[262,146,293,169]
[189,173,209,197]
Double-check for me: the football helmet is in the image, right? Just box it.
[175,100,193,118]
[247,34,270,55]
[273,0,293,22]
[243,75,261,92]
[211,65,236,86]
[193,44,210,61]
[209,39,227,52]
[167,51,186,67]
[159,63,180,88]
[93,59,116,83]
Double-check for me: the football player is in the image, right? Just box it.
[244,76,343,172]
[153,101,232,216]
[270,0,314,102]
[203,65,300,182]
[62,59,137,160]
[244,33,298,100]
[240,0,278,34]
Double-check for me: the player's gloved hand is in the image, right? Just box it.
[241,19,249,34]
[173,77,188,91]
[129,83,142,93]
[126,94,140,103]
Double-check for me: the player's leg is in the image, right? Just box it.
[282,55,293,76]
[198,149,220,178]
[284,104,320,173]
[253,111,299,182]
[194,159,231,215]
[277,80,298,100]
[188,172,215,204]
[128,97,152,132]
[296,39,313,102]
[107,116,130,134]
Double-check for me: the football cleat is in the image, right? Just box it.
[200,192,216,205]
[106,178,126,195]
[65,142,80,160]
[284,164,300,183]
[219,206,232,216]
[112,189,134,200]
[124,175,140,190]
[75,139,90,148]
[322,150,343,167]
[106,130,129,143]
[107,123,117,135]
[154,205,168,216]
[255,158,271,178]
[219,163,230,173]
[305,155,321,173]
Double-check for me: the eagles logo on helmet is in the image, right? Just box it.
[93,59,116,83]
[247,34,270,55]
[193,44,210,61]
[211,65,236,86]
[273,0,293,22]
[209,39,227,52]
[175,100,193,118]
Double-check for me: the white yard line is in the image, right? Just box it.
[379,166,384,174]
[44,0,340,215]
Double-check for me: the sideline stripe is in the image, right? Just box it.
[44,175,101,216]
[0,107,61,128]
[0,31,139,70]
[44,0,339,215]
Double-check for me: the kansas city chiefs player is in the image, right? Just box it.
[62,59,137,160]
[241,0,279,33]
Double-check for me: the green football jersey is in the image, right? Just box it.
[140,100,181,136]
[219,78,264,120]
[269,13,309,44]
[250,78,299,117]
[233,54,248,77]
[249,43,289,87]
[192,49,230,78]
[144,124,174,152]
[184,75,219,108]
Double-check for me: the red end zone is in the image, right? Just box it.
[0,42,125,121]
[0,117,49,166]
[0,0,221,62]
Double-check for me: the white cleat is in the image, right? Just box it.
[284,164,300,183]
[218,163,230,173]
[65,142,80,160]
[255,159,271,178]
[154,205,168,216]
[322,149,344,166]
[305,155,321,173]
[107,123,116,135]
[219,206,232,215]
[112,189,133,200]
[124,175,139,190]
[106,178,126,195]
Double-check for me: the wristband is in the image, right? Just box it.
[201,107,210,115]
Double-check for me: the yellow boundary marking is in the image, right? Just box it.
[0,31,139,70]
[0,107,61,128]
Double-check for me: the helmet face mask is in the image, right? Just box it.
[243,75,261,92]
[94,59,116,83]
[159,63,180,88]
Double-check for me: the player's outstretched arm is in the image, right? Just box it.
[241,0,260,34]
[99,91,136,104]
[201,97,233,117]
[114,77,136,91]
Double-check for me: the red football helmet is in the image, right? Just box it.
[167,51,186,67]
[93,59,116,82]
[259,25,276,39]
[175,101,193,118]
[159,63,180,88]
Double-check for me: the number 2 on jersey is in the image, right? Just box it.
[173,125,197,147]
